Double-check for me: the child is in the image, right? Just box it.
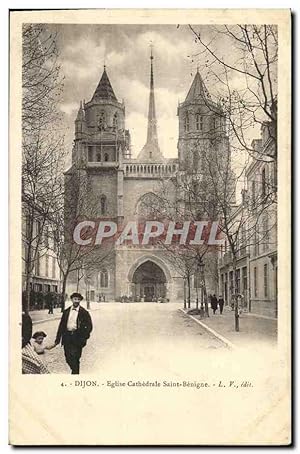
[32,331,55,355]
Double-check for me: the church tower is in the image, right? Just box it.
[72,65,131,166]
[177,69,228,173]
[137,48,164,162]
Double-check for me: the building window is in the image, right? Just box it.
[251,181,256,209]
[52,256,56,279]
[88,146,93,162]
[262,214,269,252]
[35,252,40,276]
[104,153,109,162]
[229,270,234,296]
[45,255,49,277]
[44,226,49,248]
[242,267,247,295]
[184,112,189,132]
[241,225,246,256]
[254,225,260,257]
[36,220,42,238]
[196,113,203,131]
[254,267,258,297]
[100,195,107,215]
[100,269,108,288]
[35,283,42,292]
[236,269,241,294]
[113,112,118,131]
[264,263,269,298]
[96,146,101,162]
[262,168,266,197]
[98,111,106,131]
[25,215,31,240]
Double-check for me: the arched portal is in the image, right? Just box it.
[131,260,167,302]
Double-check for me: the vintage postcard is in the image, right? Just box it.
[10,9,291,445]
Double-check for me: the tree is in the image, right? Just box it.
[200,132,275,331]
[188,25,277,197]
[22,24,65,313]
[138,160,219,310]
[49,165,114,311]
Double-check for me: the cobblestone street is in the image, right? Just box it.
[32,302,226,374]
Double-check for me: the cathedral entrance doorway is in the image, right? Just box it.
[131,260,167,302]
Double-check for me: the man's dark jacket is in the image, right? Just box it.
[55,306,93,347]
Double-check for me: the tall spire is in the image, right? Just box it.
[137,47,164,162]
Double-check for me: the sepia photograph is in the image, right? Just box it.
[10,9,291,445]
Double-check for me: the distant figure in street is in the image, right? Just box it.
[211,294,218,314]
[48,300,54,314]
[55,292,93,374]
[218,296,225,315]
[32,331,55,355]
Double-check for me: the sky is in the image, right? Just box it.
[47,22,276,194]
[50,24,225,162]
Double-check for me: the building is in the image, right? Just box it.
[65,52,232,302]
[246,124,277,317]
[22,198,61,309]
[218,200,250,309]
[218,122,277,317]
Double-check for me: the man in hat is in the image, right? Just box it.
[54,293,93,374]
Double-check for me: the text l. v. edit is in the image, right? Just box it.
[71,380,254,389]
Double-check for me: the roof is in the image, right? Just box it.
[91,67,117,102]
[185,70,209,102]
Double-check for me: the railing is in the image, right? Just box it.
[124,162,178,177]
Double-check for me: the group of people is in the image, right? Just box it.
[22,292,93,375]
[209,294,225,315]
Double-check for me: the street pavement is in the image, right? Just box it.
[32,302,226,374]
[185,305,277,349]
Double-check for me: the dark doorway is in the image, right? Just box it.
[132,260,167,302]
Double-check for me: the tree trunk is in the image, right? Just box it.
[24,211,34,314]
[196,283,199,310]
[86,278,90,310]
[183,278,187,309]
[187,274,191,308]
[61,274,68,312]
[233,257,239,332]
[25,272,32,315]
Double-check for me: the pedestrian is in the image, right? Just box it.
[32,331,55,355]
[211,294,218,314]
[218,296,225,315]
[22,313,50,374]
[48,299,54,314]
[54,292,93,374]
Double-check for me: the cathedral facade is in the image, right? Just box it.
[66,52,229,302]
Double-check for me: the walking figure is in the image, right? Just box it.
[48,300,54,314]
[55,292,93,374]
[218,296,225,315]
[211,294,218,315]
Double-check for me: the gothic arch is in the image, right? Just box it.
[134,192,161,217]
[127,255,172,284]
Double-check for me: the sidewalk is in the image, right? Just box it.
[29,301,102,324]
[182,306,277,348]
